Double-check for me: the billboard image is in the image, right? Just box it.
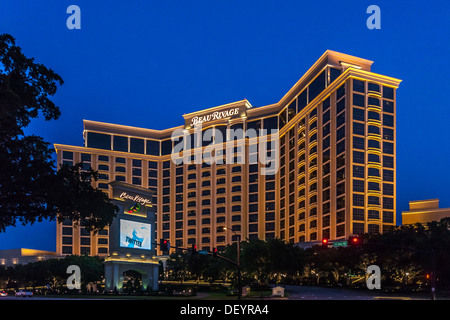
[119,219,151,250]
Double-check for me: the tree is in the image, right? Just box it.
[0,33,118,232]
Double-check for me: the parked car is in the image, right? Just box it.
[0,290,8,297]
[15,290,33,297]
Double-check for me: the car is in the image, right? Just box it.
[15,289,33,297]
[0,290,7,297]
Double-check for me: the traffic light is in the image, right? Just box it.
[212,247,218,257]
[192,244,197,255]
[348,235,362,246]
[321,238,329,248]
[160,239,169,252]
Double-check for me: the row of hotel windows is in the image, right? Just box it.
[60,220,109,255]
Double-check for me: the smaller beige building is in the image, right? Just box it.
[0,248,61,267]
[402,199,450,225]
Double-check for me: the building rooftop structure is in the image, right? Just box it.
[0,248,61,267]
[402,199,450,225]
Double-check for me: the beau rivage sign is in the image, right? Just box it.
[184,104,247,128]
[110,182,153,207]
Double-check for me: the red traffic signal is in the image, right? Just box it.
[192,244,197,255]
[322,238,329,248]
[212,247,218,257]
[348,235,362,246]
[160,239,169,252]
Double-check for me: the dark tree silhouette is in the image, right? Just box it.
[0,33,118,232]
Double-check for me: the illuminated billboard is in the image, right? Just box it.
[119,219,151,250]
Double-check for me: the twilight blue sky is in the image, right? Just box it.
[0,1,449,251]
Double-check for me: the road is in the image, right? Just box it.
[0,286,444,300]
[284,285,434,300]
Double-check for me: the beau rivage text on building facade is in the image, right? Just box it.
[54,50,401,256]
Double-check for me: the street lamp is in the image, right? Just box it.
[223,227,242,300]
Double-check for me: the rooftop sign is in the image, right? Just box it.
[183,100,251,128]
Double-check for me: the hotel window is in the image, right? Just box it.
[368,210,379,219]
[353,137,365,150]
[62,246,72,254]
[353,208,364,221]
[353,79,365,93]
[383,86,394,100]
[336,183,345,197]
[383,100,394,113]
[353,93,365,107]
[368,167,380,178]
[113,135,128,152]
[336,97,346,114]
[130,138,144,154]
[263,116,278,131]
[336,197,345,211]
[146,140,160,156]
[308,70,326,102]
[383,211,394,223]
[368,224,380,234]
[368,125,380,135]
[116,175,126,182]
[161,140,172,156]
[368,111,381,122]
[383,183,394,195]
[383,114,394,127]
[383,128,394,141]
[368,139,380,149]
[298,89,308,112]
[368,153,380,163]
[353,165,365,178]
[337,224,345,237]
[353,108,365,122]
[353,194,364,207]
[353,122,365,136]
[353,179,365,193]
[80,237,91,246]
[353,223,365,235]
[336,112,345,128]
[323,109,330,124]
[336,140,345,155]
[115,166,125,173]
[368,97,380,107]
[87,132,111,150]
[62,151,73,160]
[323,96,331,111]
[368,196,380,206]
[322,122,330,137]
[383,142,394,155]
[353,151,365,164]
[116,157,126,164]
[336,126,345,142]
[383,197,394,210]
[368,83,380,93]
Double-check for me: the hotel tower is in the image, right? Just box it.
[55,50,401,256]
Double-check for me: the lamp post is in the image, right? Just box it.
[223,227,241,300]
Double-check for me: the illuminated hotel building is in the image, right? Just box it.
[55,50,401,256]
